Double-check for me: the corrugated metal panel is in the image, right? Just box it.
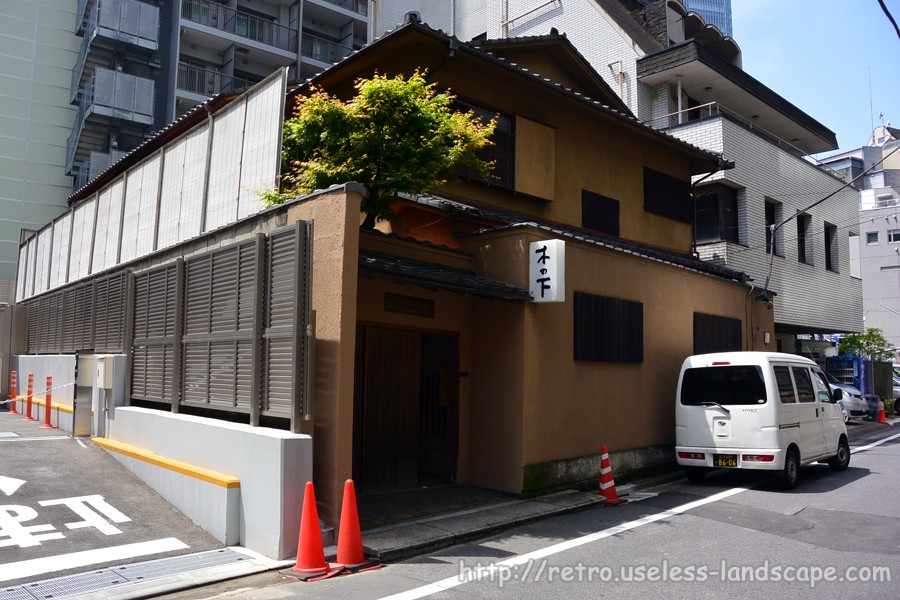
[120,155,161,263]
[49,215,72,290]
[237,75,283,220]
[92,179,124,272]
[69,195,97,282]
[16,243,28,302]
[178,124,208,243]
[157,134,188,251]
[204,101,246,232]
[33,228,52,296]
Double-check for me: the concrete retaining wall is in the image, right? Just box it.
[105,406,312,560]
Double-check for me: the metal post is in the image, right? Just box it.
[40,376,55,429]
[9,370,18,414]
[22,372,35,421]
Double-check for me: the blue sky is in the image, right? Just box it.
[731,0,900,158]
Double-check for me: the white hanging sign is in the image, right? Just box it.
[529,239,565,302]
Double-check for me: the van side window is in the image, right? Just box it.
[774,366,796,403]
[792,367,815,402]
[812,371,831,402]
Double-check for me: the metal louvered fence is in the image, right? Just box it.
[19,221,311,431]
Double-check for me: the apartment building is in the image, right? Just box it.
[682,0,732,37]
[823,126,900,353]
[373,0,863,346]
[70,0,370,191]
[0,0,370,299]
[0,0,80,294]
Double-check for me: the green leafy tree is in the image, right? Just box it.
[269,70,496,225]
[838,327,894,360]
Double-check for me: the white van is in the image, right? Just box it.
[675,352,850,488]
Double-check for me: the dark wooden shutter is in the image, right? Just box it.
[643,167,692,223]
[574,291,643,362]
[582,189,620,236]
[693,313,742,354]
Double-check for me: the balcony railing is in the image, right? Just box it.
[317,0,368,17]
[646,101,815,159]
[176,62,255,97]
[67,68,155,172]
[75,149,128,190]
[71,0,160,102]
[181,0,298,53]
[301,32,352,64]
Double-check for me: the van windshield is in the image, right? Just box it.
[680,365,767,406]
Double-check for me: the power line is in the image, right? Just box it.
[878,0,900,40]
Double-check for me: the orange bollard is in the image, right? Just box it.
[40,376,55,429]
[290,482,333,580]
[598,445,628,506]
[22,373,35,421]
[336,479,380,572]
[8,370,18,415]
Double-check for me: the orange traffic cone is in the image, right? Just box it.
[878,408,887,424]
[336,479,381,572]
[290,482,332,580]
[598,446,627,506]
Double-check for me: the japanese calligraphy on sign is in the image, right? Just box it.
[529,239,565,303]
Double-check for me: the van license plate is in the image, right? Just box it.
[713,454,738,467]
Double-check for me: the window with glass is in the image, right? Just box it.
[824,222,838,272]
[797,214,811,264]
[889,229,900,243]
[867,231,879,245]
[694,184,739,243]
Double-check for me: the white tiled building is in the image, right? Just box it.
[373,0,863,345]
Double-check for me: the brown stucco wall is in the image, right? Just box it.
[286,185,363,526]
[463,226,775,492]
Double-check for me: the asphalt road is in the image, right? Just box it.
[165,420,900,599]
[0,412,224,587]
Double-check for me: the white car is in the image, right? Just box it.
[823,372,866,422]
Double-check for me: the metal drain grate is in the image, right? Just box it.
[17,570,129,599]
[111,548,247,581]
[0,586,36,600]
[2,548,249,600]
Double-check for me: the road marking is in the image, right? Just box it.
[76,438,87,448]
[851,430,900,453]
[380,486,754,600]
[0,537,188,582]
[0,437,70,443]
[0,476,25,496]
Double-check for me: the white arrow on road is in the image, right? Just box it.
[0,476,25,496]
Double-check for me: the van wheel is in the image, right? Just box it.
[778,449,800,489]
[684,467,707,483]
[828,437,851,471]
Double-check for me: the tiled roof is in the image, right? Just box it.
[412,195,749,284]
[359,250,530,301]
